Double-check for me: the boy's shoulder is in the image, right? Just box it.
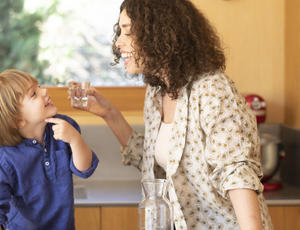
[0,144,20,153]
[54,113,75,123]
[0,145,19,165]
[54,114,78,125]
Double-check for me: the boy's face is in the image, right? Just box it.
[19,83,57,127]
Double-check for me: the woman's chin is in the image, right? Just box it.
[124,62,143,75]
[125,67,142,75]
[125,67,135,75]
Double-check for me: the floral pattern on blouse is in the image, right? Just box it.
[121,73,273,230]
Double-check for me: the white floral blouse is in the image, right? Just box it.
[121,73,273,230]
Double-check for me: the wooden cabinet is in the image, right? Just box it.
[75,206,138,230]
[75,205,300,230]
[74,207,101,230]
[269,206,300,230]
[101,206,138,230]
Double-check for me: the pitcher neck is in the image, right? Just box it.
[142,179,168,198]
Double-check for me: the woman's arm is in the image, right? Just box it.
[198,75,265,227]
[76,88,133,147]
[72,88,145,170]
[103,108,133,147]
[229,188,263,230]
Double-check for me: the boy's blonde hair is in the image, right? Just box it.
[0,69,38,146]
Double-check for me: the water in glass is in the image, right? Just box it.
[68,81,90,107]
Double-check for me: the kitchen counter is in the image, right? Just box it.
[74,180,142,206]
[74,123,300,207]
[74,180,300,207]
[263,183,300,206]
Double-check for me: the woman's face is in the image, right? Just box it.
[115,10,144,75]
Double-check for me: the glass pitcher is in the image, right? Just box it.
[138,179,173,230]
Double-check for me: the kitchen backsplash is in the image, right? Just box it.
[74,125,144,183]
[259,123,300,187]
[75,123,300,188]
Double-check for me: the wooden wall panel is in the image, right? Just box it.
[285,0,300,129]
[47,87,145,125]
[47,86,145,113]
[192,0,285,124]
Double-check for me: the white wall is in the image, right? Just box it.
[74,125,143,183]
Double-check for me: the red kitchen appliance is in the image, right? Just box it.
[244,94,285,191]
[244,94,266,124]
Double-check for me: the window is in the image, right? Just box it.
[1,0,143,86]
[1,0,145,118]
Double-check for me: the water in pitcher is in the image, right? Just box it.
[138,179,173,230]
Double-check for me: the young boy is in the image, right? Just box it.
[0,69,99,230]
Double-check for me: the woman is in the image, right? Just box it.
[77,0,273,229]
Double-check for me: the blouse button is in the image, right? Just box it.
[45,161,50,166]
[32,140,37,144]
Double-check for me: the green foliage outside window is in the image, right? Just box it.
[0,0,57,84]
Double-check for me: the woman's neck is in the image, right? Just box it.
[162,94,177,124]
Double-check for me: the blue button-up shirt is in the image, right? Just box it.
[0,114,99,230]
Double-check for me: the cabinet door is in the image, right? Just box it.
[269,206,300,230]
[284,206,300,230]
[75,207,101,230]
[101,206,138,230]
[269,206,284,230]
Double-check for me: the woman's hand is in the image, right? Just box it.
[72,87,115,120]
[70,86,133,147]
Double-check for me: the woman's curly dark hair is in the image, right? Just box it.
[112,0,226,99]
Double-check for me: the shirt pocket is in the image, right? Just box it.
[53,149,71,177]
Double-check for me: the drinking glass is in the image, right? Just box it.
[68,81,90,107]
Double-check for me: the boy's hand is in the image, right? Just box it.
[45,118,80,144]
[45,117,93,172]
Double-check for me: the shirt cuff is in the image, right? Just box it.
[120,131,142,166]
[221,163,264,199]
[70,151,99,178]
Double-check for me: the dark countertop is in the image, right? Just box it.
[263,183,300,206]
[74,180,300,207]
